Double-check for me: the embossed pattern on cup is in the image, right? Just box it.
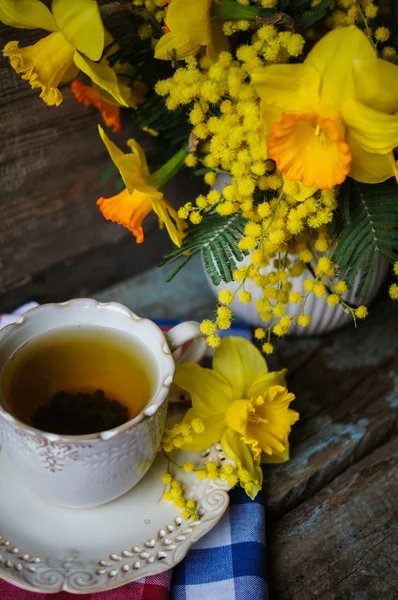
[0,300,178,508]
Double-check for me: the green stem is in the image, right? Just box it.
[212,0,275,20]
[149,146,188,189]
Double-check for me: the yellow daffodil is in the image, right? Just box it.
[155,0,228,62]
[252,26,398,189]
[97,126,186,246]
[174,337,299,498]
[1,0,130,107]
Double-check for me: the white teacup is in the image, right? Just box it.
[0,299,206,508]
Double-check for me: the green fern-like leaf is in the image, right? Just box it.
[332,178,398,297]
[159,212,247,285]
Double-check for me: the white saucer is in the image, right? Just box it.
[0,444,232,594]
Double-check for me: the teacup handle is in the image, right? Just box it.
[165,321,207,365]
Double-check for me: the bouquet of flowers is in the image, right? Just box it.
[2,0,397,354]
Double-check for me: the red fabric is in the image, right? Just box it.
[0,571,172,599]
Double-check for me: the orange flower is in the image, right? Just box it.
[97,126,186,246]
[71,80,121,132]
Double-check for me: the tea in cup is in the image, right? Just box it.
[0,299,206,508]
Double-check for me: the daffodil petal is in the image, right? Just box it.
[0,0,57,31]
[206,21,229,62]
[73,52,129,107]
[353,57,398,114]
[213,337,268,399]
[151,195,186,247]
[252,64,320,112]
[261,442,290,464]
[126,139,150,178]
[165,0,212,45]
[98,125,125,164]
[247,369,287,398]
[173,363,233,419]
[181,408,227,452]
[342,98,398,155]
[154,32,202,61]
[52,0,104,61]
[346,132,396,184]
[221,429,263,499]
[306,26,375,107]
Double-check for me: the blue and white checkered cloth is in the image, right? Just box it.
[171,484,269,600]
[154,321,269,600]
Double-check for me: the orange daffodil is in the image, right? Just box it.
[252,26,398,189]
[0,0,131,107]
[97,126,186,246]
[155,0,228,62]
[174,337,298,498]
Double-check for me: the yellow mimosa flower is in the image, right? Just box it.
[174,337,299,498]
[1,0,130,107]
[155,0,228,62]
[252,26,398,188]
[97,126,186,246]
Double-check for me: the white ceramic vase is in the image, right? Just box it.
[204,253,389,335]
[204,175,389,335]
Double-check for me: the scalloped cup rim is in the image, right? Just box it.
[0,298,175,442]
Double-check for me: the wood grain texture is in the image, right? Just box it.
[269,435,398,600]
[263,295,398,518]
[0,23,202,301]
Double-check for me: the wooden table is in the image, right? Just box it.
[96,255,398,600]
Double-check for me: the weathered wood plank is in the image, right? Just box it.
[269,435,398,600]
[0,23,202,299]
[263,294,398,517]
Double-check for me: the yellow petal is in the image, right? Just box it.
[213,337,268,400]
[225,400,252,436]
[306,26,375,107]
[206,21,229,62]
[154,31,202,61]
[116,154,148,193]
[165,0,212,44]
[173,363,232,419]
[73,51,129,106]
[221,429,263,499]
[126,139,150,178]
[0,0,57,31]
[247,369,287,398]
[261,442,290,464]
[346,132,396,184]
[52,0,104,61]
[98,125,125,164]
[353,57,398,115]
[97,188,152,243]
[283,177,317,201]
[252,63,320,113]
[3,33,74,106]
[180,408,227,452]
[342,98,398,155]
[151,195,187,247]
